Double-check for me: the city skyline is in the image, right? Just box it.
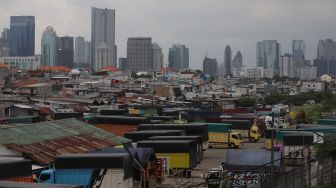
[0,0,336,69]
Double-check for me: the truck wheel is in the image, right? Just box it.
[228,143,235,149]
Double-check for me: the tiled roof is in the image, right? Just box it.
[40,66,71,73]
[0,118,130,165]
[100,66,119,72]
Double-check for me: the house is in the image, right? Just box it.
[301,81,326,92]
[4,104,39,117]
[0,118,129,165]
[320,74,335,83]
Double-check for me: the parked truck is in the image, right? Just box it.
[38,153,134,188]
[207,123,244,149]
[206,118,261,142]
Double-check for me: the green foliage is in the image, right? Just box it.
[316,133,336,158]
[235,98,256,107]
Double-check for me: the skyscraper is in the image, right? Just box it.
[168,43,189,70]
[232,51,243,77]
[74,36,86,65]
[256,40,280,75]
[10,16,35,56]
[292,40,305,77]
[84,41,91,65]
[232,51,242,69]
[95,42,112,71]
[314,39,336,76]
[152,43,164,72]
[203,57,218,77]
[57,36,74,68]
[41,26,57,66]
[0,28,10,57]
[91,7,117,70]
[224,45,232,76]
[118,57,128,71]
[127,37,153,72]
[280,53,295,78]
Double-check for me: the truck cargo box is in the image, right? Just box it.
[90,115,150,125]
[138,124,208,141]
[0,160,32,180]
[124,130,184,142]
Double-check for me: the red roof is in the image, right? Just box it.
[14,80,39,88]
[40,66,71,73]
[0,63,9,69]
[162,67,178,73]
[100,66,119,72]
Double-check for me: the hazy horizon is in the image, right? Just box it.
[0,0,335,69]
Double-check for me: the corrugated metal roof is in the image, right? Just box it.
[0,118,130,165]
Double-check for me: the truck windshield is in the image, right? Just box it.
[39,173,51,182]
[238,134,243,140]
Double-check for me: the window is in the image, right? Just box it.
[39,173,51,182]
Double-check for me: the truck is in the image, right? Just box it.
[206,118,261,142]
[207,123,244,149]
[38,153,134,188]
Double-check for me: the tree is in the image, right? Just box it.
[316,133,336,158]
[235,98,256,107]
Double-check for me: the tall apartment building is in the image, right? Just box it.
[127,37,153,72]
[168,43,189,70]
[203,57,218,77]
[41,26,57,66]
[256,40,280,75]
[57,36,74,68]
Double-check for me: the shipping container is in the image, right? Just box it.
[138,123,208,142]
[0,160,32,181]
[90,115,150,125]
[318,119,336,126]
[124,130,184,142]
[149,136,203,162]
[137,140,198,169]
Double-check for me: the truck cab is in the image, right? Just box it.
[229,132,244,148]
[38,169,55,183]
[249,125,261,142]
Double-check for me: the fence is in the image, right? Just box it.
[260,157,336,188]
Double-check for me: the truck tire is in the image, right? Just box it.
[228,143,235,149]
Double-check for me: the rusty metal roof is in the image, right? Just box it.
[0,118,130,165]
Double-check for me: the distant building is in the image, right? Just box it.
[168,43,189,70]
[95,42,113,71]
[242,67,274,79]
[224,45,232,76]
[280,53,295,78]
[41,26,57,66]
[84,41,91,65]
[57,36,74,68]
[314,39,336,76]
[74,36,86,65]
[152,43,163,72]
[301,81,325,92]
[118,57,128,71]
[292,40,305,77]
[127,37,153,72]
[0,55,41,70]
[300,65,317,80]
[10,16,35,56]
[232,51,243,77]
[218,63,225,78]
[256,40,280,75]
[91,7,117,71]
[203,57,218,77]
[0,28,10,57]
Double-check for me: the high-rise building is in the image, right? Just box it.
[168,43,189,70]
[74,36,86,65]
[0,28,10,57]
[152,43,163,72]
[41,26,57,66]
[56,36,74,68]
[224,45,232,76]
[256,40,280,75]
[95,42,113,71]
[118,57,128,71]
[292,40,305,77]
[232,51,242,69]
[127,37,153,72]
[91,7,117,71]
[84,41,91,64]
[203,57,218,77]
[10,16,35,56]
[280,53,295,78]
[314,39,336,76]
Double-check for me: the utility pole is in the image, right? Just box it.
[270,111,275,188]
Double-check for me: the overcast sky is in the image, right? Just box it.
[0,0,335,69]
